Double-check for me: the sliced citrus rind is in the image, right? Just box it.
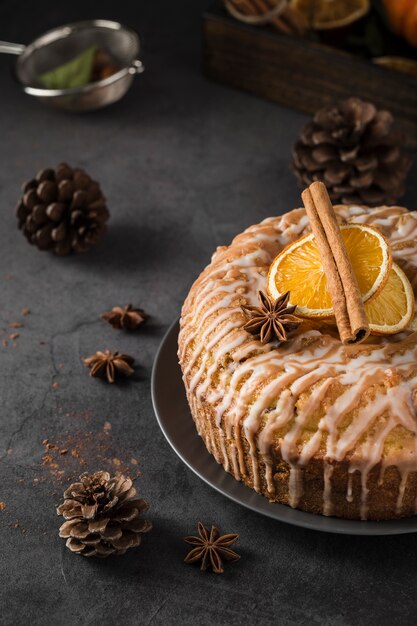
[267,224,392,318]
[374,56,417,78]
[366,263,415,335]
[291,0,370,30]
[341,224,392,302]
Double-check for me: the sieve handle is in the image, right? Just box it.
[0,41,26,55]
[129,59,144,75]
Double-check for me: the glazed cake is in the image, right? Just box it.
[178,205,417,520]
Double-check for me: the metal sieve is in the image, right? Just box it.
[0,19,144,111]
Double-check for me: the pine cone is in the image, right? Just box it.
[16,163,109,255]
[57,471,152,557]
[292,98,412,206]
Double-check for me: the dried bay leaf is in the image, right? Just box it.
[39,45,97,90]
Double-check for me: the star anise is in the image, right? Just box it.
[241,290,301,344]
[184,522,240,574]
[83,350,135,383]
[101,304,148,331]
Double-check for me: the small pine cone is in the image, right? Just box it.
[292,98,412,207]
[57,471,152,557]
[16,163,110,255]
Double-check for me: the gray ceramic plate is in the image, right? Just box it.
[152,319,417,535]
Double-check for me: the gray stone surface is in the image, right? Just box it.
[1,1,417,625]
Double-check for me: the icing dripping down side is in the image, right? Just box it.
[179,205,417,520]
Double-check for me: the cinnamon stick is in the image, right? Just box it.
[225,0,305,35]
[253,0,292,34]
[301,182,369,345]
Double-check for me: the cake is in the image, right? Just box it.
[178,204,417,520]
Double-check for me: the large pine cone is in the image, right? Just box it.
[292,98,412,206]
[16,163,109,256]
[57,471,152,557]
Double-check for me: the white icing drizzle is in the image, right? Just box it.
[323,463,334,516]
[179,205,417,519]
[396,471,409,515]
[347,471,354,503]
[288,467,304,508]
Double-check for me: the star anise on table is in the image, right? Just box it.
[184,522,240,574]
[83,350,135,383]
[101,304,148,331]
[241,290,301,344]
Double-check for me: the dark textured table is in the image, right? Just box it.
[1,2,417,625]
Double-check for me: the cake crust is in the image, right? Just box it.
[179,205,417,520]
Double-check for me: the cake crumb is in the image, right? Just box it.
[42,454,59,470]
[40,417,141,483]
[10,520,26,534]
[9,333,19,340]
[52,382,60,389]
[0,501,6,511]
[2,340,7,347]
[9,322,22,329]
[21,308,30,316]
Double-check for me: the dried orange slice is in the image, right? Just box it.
[291,0,370,29]
[373,56,417,78]
[267,224,391,318]
[365,263,415,334]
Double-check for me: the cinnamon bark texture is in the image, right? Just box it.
[301,182,370,344]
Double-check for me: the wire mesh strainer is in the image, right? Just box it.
[0,20,144,111]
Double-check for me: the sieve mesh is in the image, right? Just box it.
[16,21,139,87]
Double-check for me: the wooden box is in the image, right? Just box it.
[203,3,417,149]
